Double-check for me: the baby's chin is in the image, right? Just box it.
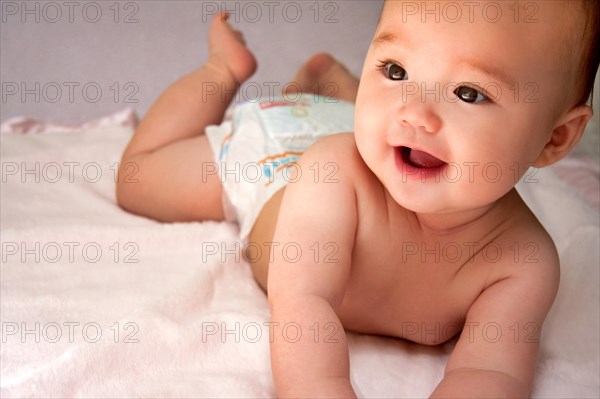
[385,187,447,215]
[381,177,489,216]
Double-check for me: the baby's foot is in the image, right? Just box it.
[284,53,360,103]
[208,12,257,84]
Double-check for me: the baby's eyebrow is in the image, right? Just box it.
[373,31,401,46]
[458,59,517,88]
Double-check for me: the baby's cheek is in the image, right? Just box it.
[353,121,371,159]
[353,105,375,139]
[353,119,381,170]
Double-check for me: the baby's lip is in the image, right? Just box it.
[398,146,447,169]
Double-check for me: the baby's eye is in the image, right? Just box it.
[454,86,488,104]
[379,61,407,81]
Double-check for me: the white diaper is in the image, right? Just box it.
[205,93,355,240]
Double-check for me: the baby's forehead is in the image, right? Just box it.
[376,1,580,70]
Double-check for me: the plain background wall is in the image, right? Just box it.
[0,0,383,123]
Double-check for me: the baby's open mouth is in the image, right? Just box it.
[399,146,447,169]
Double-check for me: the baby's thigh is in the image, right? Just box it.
[119,134,226,222]
[172,134,226,221]
[244,188,286,292]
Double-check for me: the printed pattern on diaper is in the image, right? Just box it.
[257,151,303,186]
[257,96,353,141]
[218,132,232,161]
[205,93,355,239]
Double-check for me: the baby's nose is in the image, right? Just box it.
[396,89,442,134]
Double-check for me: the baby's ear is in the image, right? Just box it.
[534,104,593,168]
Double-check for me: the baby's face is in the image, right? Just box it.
[354,0,576,214]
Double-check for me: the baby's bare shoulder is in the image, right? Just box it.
[305,133,376,183]
[499,200,559,269]
[483,198,560,300]
[307,133,359,161]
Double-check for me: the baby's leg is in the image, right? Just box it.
[117,13,256,222]
[284,53,359,103]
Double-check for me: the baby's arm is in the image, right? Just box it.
[430,236,560,398]
[268,134,359,398]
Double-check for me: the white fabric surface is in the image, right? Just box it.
[1,112,598,398]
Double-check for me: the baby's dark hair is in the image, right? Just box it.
[574,0,600,106]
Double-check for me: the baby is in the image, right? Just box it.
[117,1,599,397]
